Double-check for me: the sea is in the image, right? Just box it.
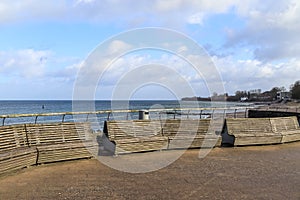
[0,100,251,128]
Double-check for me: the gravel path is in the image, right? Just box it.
[0,142,299,200]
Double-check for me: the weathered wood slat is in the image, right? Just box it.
[0,124,28,151]
[162,119,221,149]
[270,116,300,143]
[114,136,168,154]
[0,122,97,176]
[168,135,221,149]
[104,120,167,154]
[0,147,37,176]
[104,120,162,140]
[26,122,96,164]
[36,143,94,164]
[104,119,221,154]
[225,118,282,146]
[0,124,37,176]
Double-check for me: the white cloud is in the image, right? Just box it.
[0,1,236,26]
[225,0,300,61]
[0,48,84,99]
[187,12,206,25]
[0,49,81,82]
[154,0,183,12]
[1,0,300,98]
[0,49,50,78]
[0,0,67,24]
[214,55,300,93]
[1,0,297,62]
[88,49,227,99]
[74,0,95,5]
[107,40,132,56]
[48,61,82,83]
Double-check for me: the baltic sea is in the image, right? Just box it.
[0,100,250,126]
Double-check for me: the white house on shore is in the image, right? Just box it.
[276,91,291,100]
[240,97,248,101]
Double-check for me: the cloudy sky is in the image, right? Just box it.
[0,0,299,100]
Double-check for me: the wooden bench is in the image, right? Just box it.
[0,125,37,176]
[223,118,282,146]
[26,122,96,164]
[161,119,222,149]
[270,116,300,143]
[103,120,168,154]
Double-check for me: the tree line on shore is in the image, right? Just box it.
[182,80,300,102]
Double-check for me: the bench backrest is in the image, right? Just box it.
[226,118,273,136]
[104,120,162,141]
[26,122,92,146]
[270,116,299,132]
[0,124,28,152]
[161,119,211,138]
[60,122,93,141]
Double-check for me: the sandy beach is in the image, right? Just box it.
[0,142,299,200]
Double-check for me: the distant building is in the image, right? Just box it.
[276,91,291,100]
[240,97,248,102]
[249,89,262,94]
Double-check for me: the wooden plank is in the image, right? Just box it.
[104,119,220,154]
[270,116,300,143]
[26,122,94,145]
[162,119,221,149]
[36,144,93,164]
[270,116,299,132]
[168,135,221,149]
[225,118,282,146]
[0,122,95,176]
[114,136,168,154]
[26,122,96,164]
[104,120,162,141]
[0,124,28,152]
[162,119,211,137]
[104,120,168,154]
[0,147,37,176]
[26,123,63,145]
[0,124,37,176]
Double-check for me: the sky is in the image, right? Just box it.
[0,0,299,100]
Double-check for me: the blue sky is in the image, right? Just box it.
[0,0,299,100]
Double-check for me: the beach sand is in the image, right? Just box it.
[0,142,299,200]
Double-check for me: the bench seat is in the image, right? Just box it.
[113,136,168,154]
[0,125,37,175]
[162,119,222,149]
[270,116,300,143]
[26,122,95,164]
[0,147,37,175]
[224,118,282,146]
[168,135,221,149]
[36,142,95,164]
[104,120,167,154]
